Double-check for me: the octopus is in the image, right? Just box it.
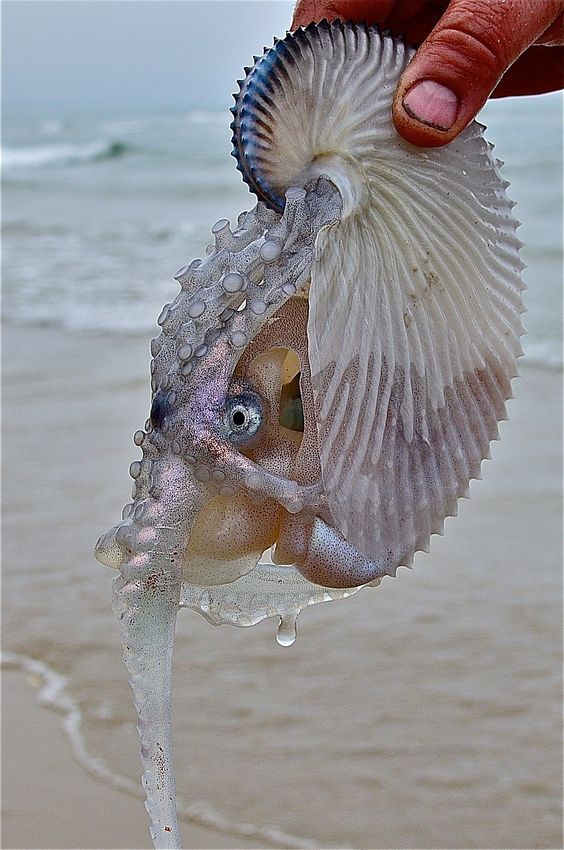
[95,21,524,849]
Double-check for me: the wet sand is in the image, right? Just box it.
[2,669,267,850]
[2,323,562,850]
[3,670,154,850]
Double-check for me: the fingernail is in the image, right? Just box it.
[402,80,459,131]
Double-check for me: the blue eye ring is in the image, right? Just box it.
[222,390,264,444]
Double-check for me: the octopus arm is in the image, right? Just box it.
[113,576,182,848]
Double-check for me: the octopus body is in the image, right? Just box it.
[96,22,524,849]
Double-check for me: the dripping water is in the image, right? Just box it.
[276,611,298,647]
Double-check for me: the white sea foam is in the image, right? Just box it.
[2,102,560,371]
[1,651,317,848]
[1,139,128,170]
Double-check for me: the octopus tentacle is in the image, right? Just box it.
[97,21,525,849]
[113,577,181,848]
[96,179,345,848]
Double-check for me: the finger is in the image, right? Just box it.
[491,45,564,97]
[291,0,396,29]
[392,0,564,147]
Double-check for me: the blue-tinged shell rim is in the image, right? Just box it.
[230,19,388,213]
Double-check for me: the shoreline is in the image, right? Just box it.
[1,663,276,850]
[2,321,562,850]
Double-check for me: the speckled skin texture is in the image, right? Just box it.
[95,178,369,849]
[95,178,371,590]
[94,22,523,849]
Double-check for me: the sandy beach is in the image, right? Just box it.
[2,669,156,850]
[2,321,562,850]
[2,666,272,850]
[2,4,562,845]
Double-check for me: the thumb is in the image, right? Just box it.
[392,0,563,147]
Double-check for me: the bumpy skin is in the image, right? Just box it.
[96,183,346,579]
[95,23,524,850]
[96,180,356,848]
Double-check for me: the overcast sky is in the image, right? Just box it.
[2,1,295,117]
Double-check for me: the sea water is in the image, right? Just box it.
[2,98,562,364]
[2,96,562,849]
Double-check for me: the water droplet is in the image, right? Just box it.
[276,612,297,647]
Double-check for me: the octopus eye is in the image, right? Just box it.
[223,392,264,444]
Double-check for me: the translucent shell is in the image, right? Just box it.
[233,21,525,579]
[232,21,412,212]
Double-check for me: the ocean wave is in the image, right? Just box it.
[1,139,130,170]
[1,650,317,848]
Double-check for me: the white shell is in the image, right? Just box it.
[233,21,525,574]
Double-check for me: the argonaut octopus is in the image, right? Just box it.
[95,21,524,849]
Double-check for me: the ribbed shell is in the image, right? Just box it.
[233,21,525,575]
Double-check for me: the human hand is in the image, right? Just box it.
[292,0,564,147]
